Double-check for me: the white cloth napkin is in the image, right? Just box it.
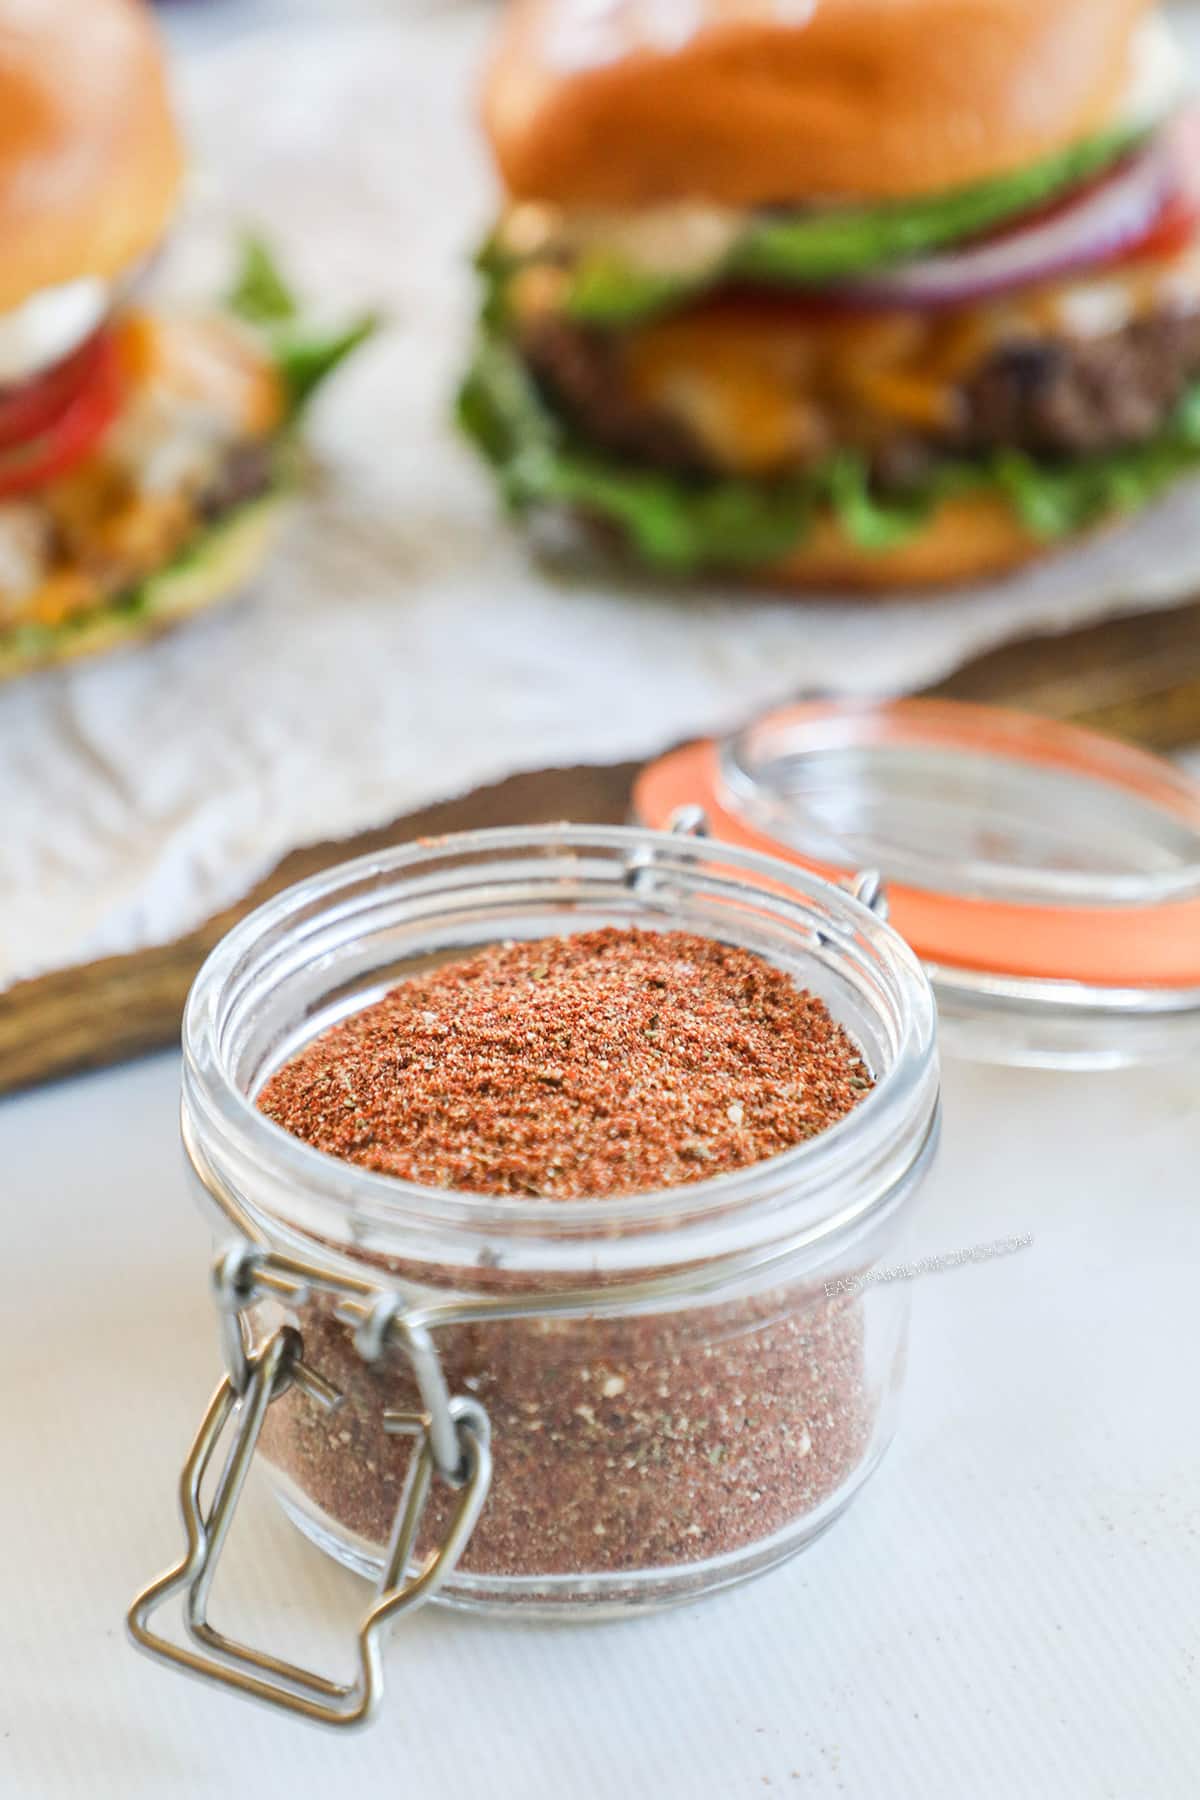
[2,12,1199,991]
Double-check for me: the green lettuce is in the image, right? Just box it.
[727,126,1145,286]
[228,235,301,325]
[227,235,379,414]
[458,332,1200,575]
[487,124,1146,327]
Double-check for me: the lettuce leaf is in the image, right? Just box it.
[271,316,380,412]
[458,331,1200,574]
[227,236,378,414]
[726,126,1145,287]
[228,234,300,324]
[487,123,1146,328]
[458,335,810,567]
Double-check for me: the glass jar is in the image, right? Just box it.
[132,825,938,1722]
[634,700,1200,1070]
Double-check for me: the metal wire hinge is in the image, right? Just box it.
[846,868,888,921]
[127,1244,492,1728]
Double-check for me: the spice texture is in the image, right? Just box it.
[256,927,885,1590]
[261,1289,874,1584]
[257,927,872,1196]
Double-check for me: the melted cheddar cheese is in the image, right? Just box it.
[518,237,1200,476]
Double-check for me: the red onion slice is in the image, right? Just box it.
[830,138,1181,309]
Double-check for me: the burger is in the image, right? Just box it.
[0,0,370,678]
[459,0,1200,589]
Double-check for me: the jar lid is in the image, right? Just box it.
[633,699,1200,1067]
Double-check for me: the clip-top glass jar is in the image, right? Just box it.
[130,825,938,1727]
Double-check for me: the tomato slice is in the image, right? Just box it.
[1107,112,1200,267]
[1112,188,1200,265]
[0,329,115,451]
[0,329,123,498]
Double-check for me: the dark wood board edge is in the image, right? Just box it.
[0,763,639,1095]
[4,593,1200,1095]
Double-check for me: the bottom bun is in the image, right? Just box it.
[764,492,1065,592]
[0,492,290,682]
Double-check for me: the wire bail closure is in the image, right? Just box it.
[127,1242,492,1728]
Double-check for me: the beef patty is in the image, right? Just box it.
[522,308,1200,485]
[965,314,1200,456]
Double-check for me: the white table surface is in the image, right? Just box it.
[3,1045,1198,1798]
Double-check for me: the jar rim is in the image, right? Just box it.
[181,824,938,1273]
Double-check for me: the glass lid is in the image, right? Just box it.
[633,699,1200,1069]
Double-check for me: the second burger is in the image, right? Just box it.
[461,0,1200,589]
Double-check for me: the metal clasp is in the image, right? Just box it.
[624,804,712,894]
[847,868,888,922]
[128,1247,492,1728]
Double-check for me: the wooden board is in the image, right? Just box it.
[4,594,1200,1095]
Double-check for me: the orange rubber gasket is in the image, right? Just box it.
[634,705,1200,990]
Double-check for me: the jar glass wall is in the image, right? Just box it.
[181,827,939,1613]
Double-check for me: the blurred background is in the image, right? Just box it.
[0,0,1195,1080]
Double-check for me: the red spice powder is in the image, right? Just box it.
[262,1291,873,1583]
[255,928,879,1586]
[256,927,872,1197]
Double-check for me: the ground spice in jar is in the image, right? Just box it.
[257,927,872,1194]
[255,927,879,1586]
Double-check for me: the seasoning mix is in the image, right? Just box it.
[255,928,878,1587]
[257,928,874,1197]
[164,823,938,1632]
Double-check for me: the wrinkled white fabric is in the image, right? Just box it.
[2,13,1199,990]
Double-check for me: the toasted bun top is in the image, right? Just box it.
[484,0,1154,210]
[0,0,184,311]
